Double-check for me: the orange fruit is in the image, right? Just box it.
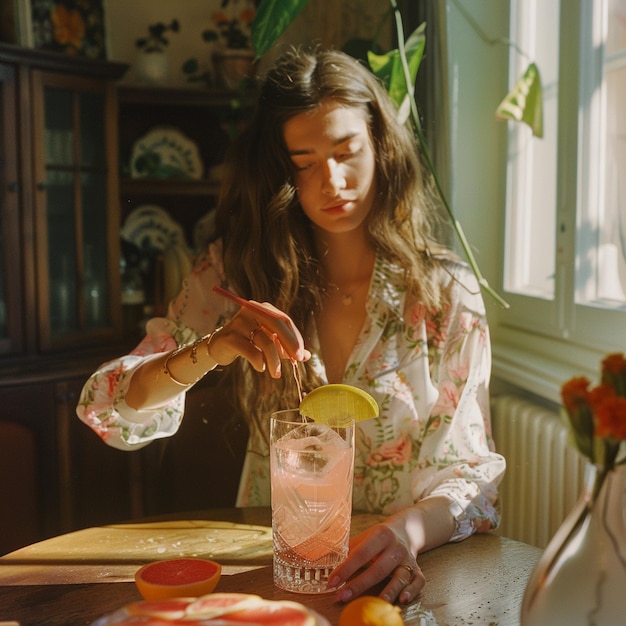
[134,557,222,601]
[338,596,405,626]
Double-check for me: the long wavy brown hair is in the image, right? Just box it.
[214,46,448,443]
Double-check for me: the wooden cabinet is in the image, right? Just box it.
[0,44,127,358]
[117,85,255,326]
[0,61,22,355]
[113,86,255,517]
[57,375,142,531]
[0,50,256,550]
[0,44,132,550]
[32,70,122,351]
[0,362,143,550]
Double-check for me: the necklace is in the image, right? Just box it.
[328,281,368,306]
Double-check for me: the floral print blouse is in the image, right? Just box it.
[77,241,505,542]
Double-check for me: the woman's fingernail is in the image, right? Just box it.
[328,575,339,588]
[337,587,352,603]
[399,591,410,604]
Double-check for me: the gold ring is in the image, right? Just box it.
[249,324,264,345]
[396,564,414,583]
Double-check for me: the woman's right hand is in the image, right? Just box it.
[207,302,311,378]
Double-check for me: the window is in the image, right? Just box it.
[496,0,626,393]
[576,0,626,310]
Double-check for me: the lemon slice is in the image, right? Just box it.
[299,383,379,424]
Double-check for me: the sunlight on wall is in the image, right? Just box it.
[105,0,391,87]
[445,0,509,322]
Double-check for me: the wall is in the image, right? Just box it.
[444,0,513,397]
[445,0,509,322]
[105,0,392,86]
[105,0,217,85]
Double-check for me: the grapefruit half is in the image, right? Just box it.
[134,557,221,601]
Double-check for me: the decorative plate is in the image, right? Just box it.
[121,205,188,253]
[130,126,204,180]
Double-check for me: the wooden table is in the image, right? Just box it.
[0,508,541,626]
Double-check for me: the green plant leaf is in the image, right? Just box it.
[251,0,310,59]
[367,23,425,110]
[182,58,199,73]
[496,62,544,138]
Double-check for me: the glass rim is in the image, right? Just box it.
[270,409,355,428]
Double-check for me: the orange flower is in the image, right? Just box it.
[239,8,256,24]
[593,395,626,440]
[561,376,590,413]
[561,353,626,468]
[212,11,229,25]
[602,352,626,376]
[205,3,254,50]
[588,382,617,406]
[601,352,626,397]
[51,5,85,50]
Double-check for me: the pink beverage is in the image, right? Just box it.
[270,410,355,594]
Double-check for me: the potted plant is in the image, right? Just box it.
[134,19,180,84]
[203,0,257,88]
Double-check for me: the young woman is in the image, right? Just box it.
[77,47,505,605]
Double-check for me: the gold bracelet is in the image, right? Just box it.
[205,326,222,361]
[190,336,204,364]
[163,346,201,387]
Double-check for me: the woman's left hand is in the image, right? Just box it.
[328,523,424,605]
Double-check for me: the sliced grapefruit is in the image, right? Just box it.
[125,597,194,619]
[299,383,379,424]
[105,618,181,625]
[134,557,221,601]
[216,599,321,625]
[186,592,264,618]
[95,593,330,625]
[125,597,195,619]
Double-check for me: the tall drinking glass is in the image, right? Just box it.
[270,409,355,594]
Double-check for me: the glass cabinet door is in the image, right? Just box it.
[33,71,120,350]
[0,63,21,354]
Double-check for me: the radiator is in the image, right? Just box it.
[490,395,588,548]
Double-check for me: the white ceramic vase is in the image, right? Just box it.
[521,462,626,625]
[134,51,169,85]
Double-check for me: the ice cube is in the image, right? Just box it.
[277,426,349,475]
[279,423,346,447]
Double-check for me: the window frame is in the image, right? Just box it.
[490,0,626,400]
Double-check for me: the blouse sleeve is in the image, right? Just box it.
[76,241,234,451]
[417,264,506,541]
